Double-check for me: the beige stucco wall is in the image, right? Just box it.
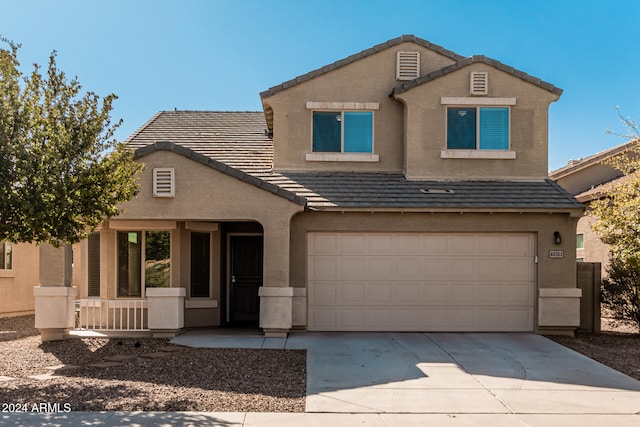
[115,150,303,287]
[289,210,579,331]
[576,211,610,277]
[0,243,38,317]
[553,163,622,195]
[263,42,458,173]
[394,63,560,180]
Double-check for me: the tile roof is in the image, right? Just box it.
[254,171,584,211]
[392,55,563,97]
[128,111,583,213]
[549,140,637,179]
[132,141,305,206]
[126,111,273,173]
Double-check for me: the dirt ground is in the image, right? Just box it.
[547,316,640,381]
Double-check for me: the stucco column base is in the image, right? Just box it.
[538,288,582,328]
[33,286,77,342]
[259,287,294,336]
[146,287,185,337]
[291,288,307,328]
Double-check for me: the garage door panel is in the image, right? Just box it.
[340,258,366,280]
[340,283,365,304]
[367,283,393,302]
[309,282,337,305]
[309,257,337,280]
[394,283,422,305]
[366,258,393,279]
[308,232,535,332]
[341,234,367,254]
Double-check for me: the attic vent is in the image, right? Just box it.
[397,51,420,80]
[470,72,488,95]
[153,168,175,197]
[420,188,455,194]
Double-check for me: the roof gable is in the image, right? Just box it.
[133,141,306,206]
[392,55,563,97]
[259,34,465,99]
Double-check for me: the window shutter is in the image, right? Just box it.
[447,108,477,149]
[343,112,373,153]
[479,107,509,150]
[312,112,341,152]
[397,51,420,80]
[88,233,100,297]
[153,168,175,197]
[470,72,488,95]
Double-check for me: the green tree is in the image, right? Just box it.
[590,110,640,329]
[0,38,143,246]
[591,111,640,267]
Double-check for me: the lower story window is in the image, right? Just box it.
[190,232,211,298]
[447,107,509,150]
[117,230,171,297]
[0,242,12,270]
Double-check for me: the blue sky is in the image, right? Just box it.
[1,0,639,171]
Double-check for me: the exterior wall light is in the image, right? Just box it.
[553,231,561,245]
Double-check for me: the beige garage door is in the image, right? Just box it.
[307,232,535,332]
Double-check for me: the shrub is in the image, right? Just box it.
[601,257,640,330]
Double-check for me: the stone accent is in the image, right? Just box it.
[259,286,294,336]
[538,288,582,327]
[146,287,186,337]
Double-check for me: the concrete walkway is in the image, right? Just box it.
[3,331,640,426]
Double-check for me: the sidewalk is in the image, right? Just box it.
[3,411,639,426]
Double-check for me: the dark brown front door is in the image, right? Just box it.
[229,235,263,325]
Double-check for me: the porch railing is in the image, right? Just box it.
[74,299,148,331]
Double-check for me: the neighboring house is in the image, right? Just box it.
[66,35,583,336]
[550,140,635,275]
[0,242,38,317]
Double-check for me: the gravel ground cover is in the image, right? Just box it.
[0,315,306,412]
[1,313,639,412]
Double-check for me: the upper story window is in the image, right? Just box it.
[0,242,12,270]
[313,111,373,153]
[440,97,517,160]
[447,107,509,150]
[305,101,380,162]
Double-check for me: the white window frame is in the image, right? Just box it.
[306,102,380,162]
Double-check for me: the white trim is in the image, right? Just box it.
[185,221,219,232]
[306,153,380,162]
[109,220,177,230]
[306,101,379,110]
[396,51,420,81]
[441,150,516,159]
[441,97,516,105]
[470,72,488,95]
[185,299,218,309]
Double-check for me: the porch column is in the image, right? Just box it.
[34,244,77,341]
[259,218,293,337]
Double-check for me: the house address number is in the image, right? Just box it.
[549,250,564,259]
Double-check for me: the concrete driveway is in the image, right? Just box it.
[285,332,640,423]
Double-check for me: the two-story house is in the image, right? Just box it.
[37,35,584,339]
[550,140,637,276]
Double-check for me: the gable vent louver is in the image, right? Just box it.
[153,168,175,197]
[470,72,488,95]
[397,51,420,81]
